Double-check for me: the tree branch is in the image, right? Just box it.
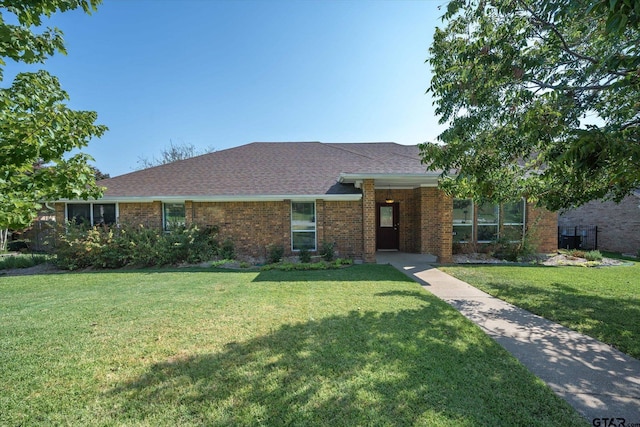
[518,0,630,78]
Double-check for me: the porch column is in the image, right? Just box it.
[362,179,376,263]
[418,187,453,263]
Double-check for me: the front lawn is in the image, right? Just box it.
[439,261,640,359]
[0,266,585,426]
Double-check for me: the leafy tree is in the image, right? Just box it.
[422,0,640,210]
[136,141,215,169]
[0,0,107,251]
[91,166,110,180]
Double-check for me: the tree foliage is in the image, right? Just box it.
[0,0,106,245]
[136,141,214,169]
[422,0,640,210]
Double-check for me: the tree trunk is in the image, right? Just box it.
[0,228,8,252]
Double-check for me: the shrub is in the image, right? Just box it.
[298,247,311,263]
[7,240,29,252]
[219,238,235,260]
[267,244,284,264]
[492,230,537,262]
[54,223,225,270]
[584,250,603,261]
[260,260,344,271]
[568,249,586,259]
[320,241,335,262]
[0,254,50,270]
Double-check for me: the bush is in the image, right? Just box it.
[492,231,537,262]
[219,238,235,260]
[568,249,586,258]
[7,240,29,252]
[260,260,344,272]
[54,223,225,270]
[584,250,603,261]
[298,247,311,263]
[0,254,50,270]
[267,244,284,264]
[320,241,335,262]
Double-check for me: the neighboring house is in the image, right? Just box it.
[54,142,557,263]
[559,191,640,254]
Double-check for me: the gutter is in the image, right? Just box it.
[55,193,363,203]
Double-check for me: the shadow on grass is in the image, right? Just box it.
[250,264,416,283]
[107,294,581,426]
[477,280,640,359]
[19,264,414,284]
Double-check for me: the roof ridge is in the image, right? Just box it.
[324,142,392,161]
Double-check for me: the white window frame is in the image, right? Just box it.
[452,198,474,243]
[501,199,526,242]
[65,202,119,226]
[477,202,500,243]
[291,201,316,251]
[163,202,186,231]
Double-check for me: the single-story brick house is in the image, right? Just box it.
[559,191,640,254]
[54,142,557,263]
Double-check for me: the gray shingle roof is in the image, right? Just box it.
[98,142,433,198]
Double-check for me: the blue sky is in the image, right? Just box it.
[5,0,447,177]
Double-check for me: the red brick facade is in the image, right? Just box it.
[416,188,454,263]
[119,202,163,228]
[527,203,558,253]
[54,186,557,262]
[558,195,640,254]
[362,179,376,263]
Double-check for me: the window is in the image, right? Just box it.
[477,202,499,242]
[452,199,473,243]
[163,203,186,231]
[291,202,316,251]
[502,200,525,241]
[93,204,116,225]
[67,203,116,226]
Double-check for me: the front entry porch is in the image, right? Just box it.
[375,251,438,265]
[361,179,453,263]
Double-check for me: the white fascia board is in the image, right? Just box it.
[339,173,441,188]
[56,194,362,203]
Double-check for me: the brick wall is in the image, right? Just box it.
[190,201,290,260]
[416,187,453,263]
[190,200,365,261]
[362,179,376,263]
[119,202,163,228]
[54,203,65,224]
[527,203,558,253]
[319,200,364,259]
[559,195,640,254]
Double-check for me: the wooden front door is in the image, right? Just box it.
[376,202,399,250]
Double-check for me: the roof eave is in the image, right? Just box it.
[56,193,363,203]
[339,173,442,189]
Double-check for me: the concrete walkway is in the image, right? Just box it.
[376,251,640,424]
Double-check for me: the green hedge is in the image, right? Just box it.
[54,224,231,270]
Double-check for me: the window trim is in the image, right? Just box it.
[452,198,474,243]
[501,199,526,242]
[162,202,186,231]
[65,202,118,226]
[291,201,316,252]
[477,202,499,243]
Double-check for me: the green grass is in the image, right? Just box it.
[0,265,586,426]
[0,253,50,270]
[440,261,640,359]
